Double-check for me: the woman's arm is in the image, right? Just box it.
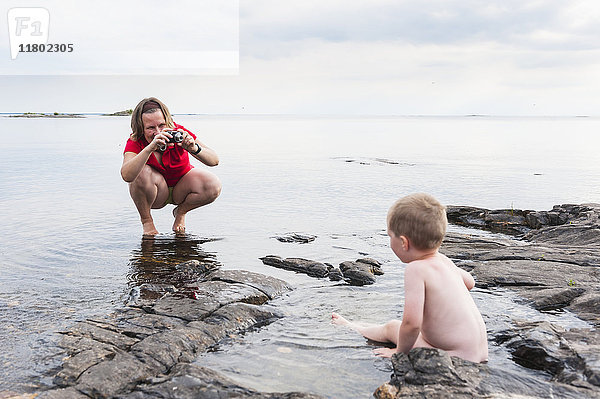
[121,147,153,182]
[121,131,173,182]
[179,130,219,166]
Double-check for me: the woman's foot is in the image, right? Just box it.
[172,206,186,234]
[142,219,159,236]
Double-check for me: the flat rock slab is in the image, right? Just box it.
[208,269,293,299]
[38,268,317,398]
[150,281,269,322]
[122,363,324,398]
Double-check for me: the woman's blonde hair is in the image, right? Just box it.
[387,193,447,250]
[130,97,175,140]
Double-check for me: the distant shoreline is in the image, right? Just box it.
[7,112,85,118]
[0,113,596,119]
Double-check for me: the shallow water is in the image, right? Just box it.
[0,115,598,395]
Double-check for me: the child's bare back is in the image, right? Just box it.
[407,253,488,362]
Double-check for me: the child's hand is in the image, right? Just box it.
[373,347,397,358]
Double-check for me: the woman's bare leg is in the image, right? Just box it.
[332,313,401,345]
[171,168,222,233]
[128,165,169,235]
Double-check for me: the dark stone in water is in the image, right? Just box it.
[260,255,383,285]
[339,260,377,286]
[328,267,344,281]
[259,255,330,278]
[272,232,317,244]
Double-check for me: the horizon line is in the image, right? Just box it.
[0,112,597,118]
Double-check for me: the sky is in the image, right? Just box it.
[2,0,600,115]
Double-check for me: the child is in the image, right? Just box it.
[332,193,488,363]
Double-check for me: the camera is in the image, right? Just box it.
[166,130,184,144]
[158,130,184,151]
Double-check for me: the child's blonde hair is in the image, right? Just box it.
[387,193,447,250]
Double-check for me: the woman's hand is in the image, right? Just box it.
[178,130,198,153]
[150,130,172,151]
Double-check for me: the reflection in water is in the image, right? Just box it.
[126,234,221,302]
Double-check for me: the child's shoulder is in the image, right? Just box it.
[406,252,454,272]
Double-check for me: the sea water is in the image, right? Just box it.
[0,115,598,395]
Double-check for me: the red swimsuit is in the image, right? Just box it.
[124,123,197,187]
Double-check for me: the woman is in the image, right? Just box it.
[121,97,221,235]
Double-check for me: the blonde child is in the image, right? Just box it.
[333,193,488,363]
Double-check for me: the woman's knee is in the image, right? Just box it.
[130,165,156,188]
[129,166,168,202]
[206,176,222,202]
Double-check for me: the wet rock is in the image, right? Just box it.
[375,347,595,398]
[447,203,600,239]
[63,319,139,350]
[199,302,284,334]
[75,352,156,398]
[38,268,313,398]
[495,321,600,389]
[175,259,219,281]
[122,363,325,398]
[130,325,218,372]
[110,310,186,339]
[356,258,385,275]
[328,267,344,281]
[339,261,377,286]
[36,387,88,398]
[446,205,532,235]
[272,232,317,244]
[527,287,586,311]
[53,340,117,387]
[259,256,329,278]
[570,293,600,325]
[150,281,269,322]
[208,269,292,299]
[260,255,383,285]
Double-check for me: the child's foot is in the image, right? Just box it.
[172,206,186,234]
[332,313,351,326]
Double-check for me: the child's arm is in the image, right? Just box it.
[374,262,425,358]
[459,267,475,290]
[396,263,425,353]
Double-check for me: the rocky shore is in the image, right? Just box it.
[20,203,600,398]
[32,266,323,398]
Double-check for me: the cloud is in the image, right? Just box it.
[1,0,600,115]
[241,0,600,55]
